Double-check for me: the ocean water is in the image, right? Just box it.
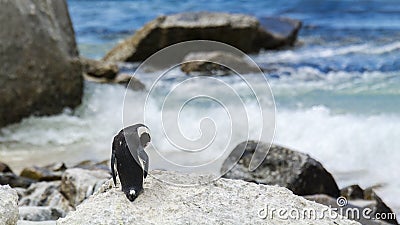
[0,0,399,216]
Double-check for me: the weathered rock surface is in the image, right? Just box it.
[19,206,65,222]
[19,182,72,214]
[60,168,111,207]
[0,185,19,225]
[181,51,260,75]
[80,58,119,80]
[103,12,301,62]
[305,194,395,225]
[0,0,83,127]
[258,17,302,48]
[222,141,340,197]
[0,172,35,188]
[57,170,359,225]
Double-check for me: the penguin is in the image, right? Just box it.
[111,124,151,201]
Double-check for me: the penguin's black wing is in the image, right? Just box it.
[139,149,149,178]
[111,136,118,186]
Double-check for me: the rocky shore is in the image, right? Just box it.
[58,171,357,225]
[0,142,397,225]
[0,1,398,225]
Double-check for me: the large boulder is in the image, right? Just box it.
[60,168,111,207]
[103,12,300,62]
[221,141,340,197]
[57,170,359,225]
[0,185,19,225]
[0,0,83,127]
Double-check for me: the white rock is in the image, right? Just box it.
[19,182,72,214]
[17,221,56,225]
[60,168,111,207]
[19,206,65,221]
[58,170,360,225]
[0,185,19,225]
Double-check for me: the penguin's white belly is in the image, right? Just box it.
[138,157,145,180]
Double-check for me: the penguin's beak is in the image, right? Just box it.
[126,189,142,202]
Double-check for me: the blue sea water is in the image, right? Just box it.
[68,0,400,115]
[1,0,399,218]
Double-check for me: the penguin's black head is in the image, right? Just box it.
[122,124,151,148]
[125,188,141,202]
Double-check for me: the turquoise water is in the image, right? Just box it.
[0,0,399,217]
[68,0,400,115]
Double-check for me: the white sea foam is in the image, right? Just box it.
[256,41,400,64]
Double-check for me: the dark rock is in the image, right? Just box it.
[103,12,301,62]
[19,206,65,221]
[20,167,63,182]
[221,140,340,197]
[0,162,13,173]
[181,51,260,75]
[338,185,398,224]
[0,172,36,188]
[0,0,83,127]
[305,194,392,225]
[341,184,364,200]
[19,181,72,213]
[80,58,119,80]
[258,17,302,48]
[60,168,111,207]
[114,74,146,91]
[364,188,398,225]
